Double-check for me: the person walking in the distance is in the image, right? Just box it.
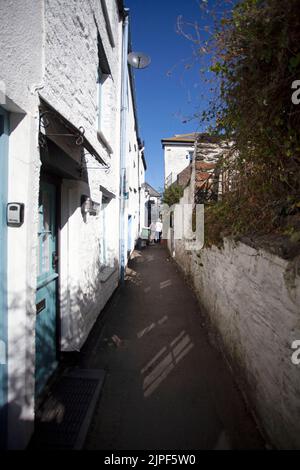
[155,218,163,244]
[149,221,156,244]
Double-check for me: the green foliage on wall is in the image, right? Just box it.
[162,184,184,207]
[193,0,300,245]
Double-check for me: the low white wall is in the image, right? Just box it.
[173,237,300,449]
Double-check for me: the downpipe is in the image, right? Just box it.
[119,10,129,283]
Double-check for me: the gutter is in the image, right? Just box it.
[117,0,126,18]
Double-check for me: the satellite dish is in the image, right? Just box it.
[128,52,151,69]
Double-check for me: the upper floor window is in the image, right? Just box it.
[100,0,115,48]
[96,67,107,131]
[186,151,193,163]
[96,32,111,133]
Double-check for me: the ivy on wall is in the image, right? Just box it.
[180,0,300,245]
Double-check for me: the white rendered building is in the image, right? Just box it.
[161,133,197,188]
[0,0,145,449]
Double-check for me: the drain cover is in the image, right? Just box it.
[30,369,106,450]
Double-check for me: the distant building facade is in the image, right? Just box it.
[165,133,230,255]
[161,133,196,188]
[143,183,161,227]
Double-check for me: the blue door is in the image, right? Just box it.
[0,107,8,448]
[35,181,58,396]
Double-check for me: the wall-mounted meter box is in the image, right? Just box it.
[7,203,25,227]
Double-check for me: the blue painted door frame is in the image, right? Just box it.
[0,107,9,448]
[35,180,58,396]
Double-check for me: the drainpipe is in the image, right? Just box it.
[119,9,129,283]
[138,144,145,234]
[137,149,141,236]
[137,141,141,236]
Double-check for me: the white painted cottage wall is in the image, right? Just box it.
[0,0,44,113]
[0,0,144,447]
[124,74,142,256]
[42,0,122,195]
[0,0,124,447]
[0,0,44,449]
[139,163,146,230]
[41,0,123,351]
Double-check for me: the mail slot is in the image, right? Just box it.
[36,299,46,315]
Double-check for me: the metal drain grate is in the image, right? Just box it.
[30,369,106,450]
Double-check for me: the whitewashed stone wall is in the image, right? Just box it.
[166,141,300,447]
[0,0,44,449]
[0,0,125,448]
[0,0,44,113]
[59,181,119,352]
[124,73,144,255]
[40,0,123,351]
[139,159,146,230]
[42,0,122,194]
[173,233,300,449]
[168,138,300,448]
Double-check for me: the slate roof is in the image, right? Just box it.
[144,182,161,198]
[161,132,224,147]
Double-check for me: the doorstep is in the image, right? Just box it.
[29,368,106,450]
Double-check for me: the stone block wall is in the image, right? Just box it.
[42,0,122,194]
[173,236,300,448]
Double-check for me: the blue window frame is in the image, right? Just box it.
[186,151,193,163]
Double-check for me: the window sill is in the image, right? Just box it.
[97,130,113,156]
[99,266,117,283]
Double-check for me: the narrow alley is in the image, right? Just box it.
[1,0,299,453]
[82,245,264,450]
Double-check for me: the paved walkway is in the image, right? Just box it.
[83,245,264,450]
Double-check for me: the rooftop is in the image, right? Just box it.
[161,132,224,147]
[143,182,161,198]
[161,133,198,145]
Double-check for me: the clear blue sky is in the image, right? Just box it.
[126,0,214,191]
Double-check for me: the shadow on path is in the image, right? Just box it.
[84,245,264,450]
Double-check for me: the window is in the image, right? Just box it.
[96,68,105,131]
[100,0,115,48]
[100,195,110,266]
[96,32,111,133]
[186,151,193,163]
